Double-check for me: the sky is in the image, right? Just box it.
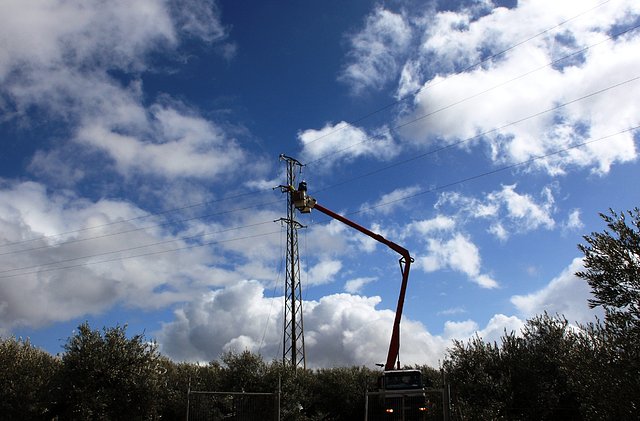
[0,0,639,369]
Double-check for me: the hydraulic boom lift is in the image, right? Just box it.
[290,181,429,420]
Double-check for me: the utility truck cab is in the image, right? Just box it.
[377,370,429,420]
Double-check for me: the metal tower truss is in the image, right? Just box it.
[278,154,306,370]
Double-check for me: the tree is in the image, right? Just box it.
[577,207,640,324]
[443,335,505,419]
[57,322,163,420]
[0,336,60,420]
[576,208,640,418]
[444,314,583,420]
[309,366,375,420]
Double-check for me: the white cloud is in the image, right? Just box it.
[156,256,603,367]
[0,0,175,79]
[344,277,377,294]
[158,283,449,367]
[417,233,498,288]
[0,181,282,329]
[488,222,509,241]
[511,257,602,323]
[396,0,640,175]
[361,185,421,215]
[306,259,342,286]
[443,319,478,339]
[437,184,556,240]
[476,314,525,344]
[407,215,456,235]
[76,105,247,180]
[0,0,244,186]
[488,184,555,231]
[437,306,467,317]
[298,121,399,169]
[158,281,283,362]
[564,208,584,231]
[339,6,413,94]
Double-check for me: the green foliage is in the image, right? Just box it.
[444,314,584,420]
[575,207,640,417]
[308,366,375,420]
[577,207,640,323]
[217,350,273,392]
[0,336,60,420]
[443,208,640,420]
[57,322,163,420]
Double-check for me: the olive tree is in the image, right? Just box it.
[575,208,640,418]
[577,207,640,323]
[0,336,60,420]
[57,322,163,420]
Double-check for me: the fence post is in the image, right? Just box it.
[185,376,191,421]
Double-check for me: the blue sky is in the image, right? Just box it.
[1,0,639,368]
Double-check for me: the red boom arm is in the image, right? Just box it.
[290,184,413,370]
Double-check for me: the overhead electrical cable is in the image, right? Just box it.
[306,20,640,166]
[2,125,636,280]
[0,184,277,250]
[314,75,640,193]
[301,0,612,148]
[0,229,282,280]
[1,3,629,262]
[258,226,286,356]
[2,75,636,272]
[306,125,639,227]
[0,220,275,276]
[0,198,281,257]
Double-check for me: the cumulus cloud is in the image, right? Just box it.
[437,184,556,240]
[76,104,247,180]
[511,257,603,323]
[158,281,449,367]
[0,0,227,102]
[564,208,584,232]
[158,280,283,361]
[360,185,421,215]
[298,121,399,169]
[407,215,456,236]
[0,181,282,328]
[417,233,498,289]
[344,276,377,294]
[305,259,342,286]
[396,0,640,175]
[155,255,601,367]
[0,0,246,186]
[339,6,413,94]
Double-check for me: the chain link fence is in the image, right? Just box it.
[187,391,278,421]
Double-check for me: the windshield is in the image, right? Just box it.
[383,371,423,390]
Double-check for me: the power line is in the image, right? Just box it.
[3,6,629,252]
[0,228,282,280]
[0,198,281,257]
[0,185,276,250]
[3,74,636,271]
[309,125,639,224]
[300,0,612,148]
[4,125,635,280]
[314,75,640,193]
[0,220,275,276]
[1,4,635,278]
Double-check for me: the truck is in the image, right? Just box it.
[289,181,430,420]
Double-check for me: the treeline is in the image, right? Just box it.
[1,208,638,420]
[1,326,417,420]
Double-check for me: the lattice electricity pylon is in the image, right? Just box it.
[277,154,306,370]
